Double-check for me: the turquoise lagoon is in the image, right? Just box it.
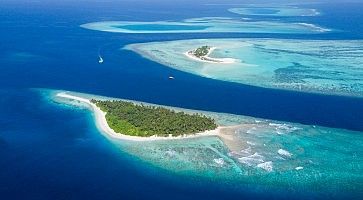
[81,17,329,34]
[115,24,211,31]
[126,39,363,97]
[53,90,363,196]
[229,6,320,17]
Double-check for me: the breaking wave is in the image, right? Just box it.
[257,161,273,172]
[277,149,292,158]
[238,153,265,167]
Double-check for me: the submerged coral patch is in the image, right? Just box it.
[126,39,363,97]
[229,6,320,17]
[81,17,329,34]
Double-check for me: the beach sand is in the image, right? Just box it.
[184,46,237,64]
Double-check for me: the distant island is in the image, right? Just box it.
[91,99,218,137]
[191,45,211,57]
[185,45,237,64]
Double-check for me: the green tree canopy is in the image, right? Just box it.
[91,100,217,137]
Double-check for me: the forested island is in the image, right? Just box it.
[91,100,218,137]
[189,45,211,57]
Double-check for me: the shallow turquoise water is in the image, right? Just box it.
[122,115,363,194]
[81,17,329,34]
[113,24,211,31]
[229,6,320,17]
[53,90,363,197]
[246,8,279,14]
[126,39,363,97]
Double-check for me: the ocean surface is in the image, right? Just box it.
[0,0,363,199]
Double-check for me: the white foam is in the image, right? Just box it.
[213,158,225,166]
[228,151,239,157]
[269,123,301,134]
[278,149,292,158]
[276,130,284,135]
[246,141,256,146]
[295,23,331,32]
[246,127,257,134]
[240,146,252,154]
[257,161,273,172]
[238,153,264,166]
[269,123,286,129]
[165,150,177,157]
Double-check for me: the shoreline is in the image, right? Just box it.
[184,46,237,64]
[55,92,221,141]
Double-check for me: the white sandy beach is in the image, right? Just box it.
[56,92,221,141]
[184,46,237,64]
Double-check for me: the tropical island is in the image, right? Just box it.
[91,99,218,137]
[191,45,211,57]
[185,45,237,64]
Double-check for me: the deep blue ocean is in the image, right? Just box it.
[0,0,362,199]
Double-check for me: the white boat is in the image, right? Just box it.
[98,56,104,64]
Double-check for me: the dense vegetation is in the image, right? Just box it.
[91,100,218,137]
[192,46,210,57]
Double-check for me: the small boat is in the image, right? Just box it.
[168,76,175,80]
[98,56,104,64]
